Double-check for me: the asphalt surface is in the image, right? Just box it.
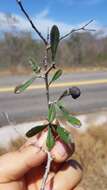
[0,71,107,126]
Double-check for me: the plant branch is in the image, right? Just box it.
[41,44,54,190]
[44,63,56,106]
[42,39,57,189]
[82,19,94,28]
[40,152,53,190]
[44,74,50,106]
[46,20,95,50]
[60,19,95,41]
[43,47,50,106]
[45,64,56,75]
[16,0,47,45]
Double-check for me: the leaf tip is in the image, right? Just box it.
[14,85,21,94]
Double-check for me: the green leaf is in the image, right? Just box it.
[26,124,48,137]
[66,115,81,127]
[50,25,60,61]
[29,58,41,73]
[56,101,69,114]
[57,103,81,127]
[14,76,36,94]
[57,126,71,144]
[46,127,55,150]
[49,69,62,85]
[48,104,56,122]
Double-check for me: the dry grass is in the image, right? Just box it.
[0,137,26,155]
[1,65,107,76]
[72,125,107,190]
[0,126,107,189]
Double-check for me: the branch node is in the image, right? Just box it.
[60,19,94,41]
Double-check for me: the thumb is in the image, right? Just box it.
[0,145,46,183]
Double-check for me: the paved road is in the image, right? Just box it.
[0,71,107,126]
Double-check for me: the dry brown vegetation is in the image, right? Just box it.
[0,31,107,74]
[0,125,107,189]
[73,125,107,190]
[0,137,26,155]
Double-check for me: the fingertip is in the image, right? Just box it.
[66,159,83,184]
[0,144,47,183]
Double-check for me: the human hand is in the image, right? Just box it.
[0,130,83,190]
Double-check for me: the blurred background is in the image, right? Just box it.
[0,0,107,189]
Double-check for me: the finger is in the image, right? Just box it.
[20,130,47,150]
[0,145,46,183]
[45,159,83,190]
[26,165,55,190]
[26,159,83,190]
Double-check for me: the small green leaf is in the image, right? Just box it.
[48,104,56,122]
[57,103,81,127]
[49,69,62,85]
[14,77,36,94]
[46,127,55,150]
[50,25,60,61]
[57,126,71,144]
[66,115,81,127]
[29,58,41,73]
[56,101,69,114]
[26,124,48,137]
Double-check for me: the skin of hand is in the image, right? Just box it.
[0,130,83,190]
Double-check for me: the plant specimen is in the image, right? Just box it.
[15,1,94,189]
